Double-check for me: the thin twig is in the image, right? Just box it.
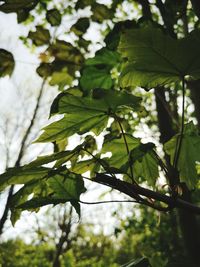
[79,199,138,205]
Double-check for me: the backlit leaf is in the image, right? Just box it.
[119,26,200,88]
[37,89,141,143]
[80,66,113,91]
[164,122,200,189]
[102,134,140,169]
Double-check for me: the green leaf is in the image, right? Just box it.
[119,25,200,88]
[36,62,52,78]
[105,20,137,51]
[10,171,86,220]
[71,158,101,176]
[28,26,50,46]
[102,134,140,170]
[17,9,29,23]
[28,150,73,168]
[36,113,108,143]
[0,166,49,191]
[37,89,141,143]
[16,197,68,210]
[46,8,62,26]
[49,68,73,90]
[164,122,200,189]
[47,39,84,65]
[80,66,113,91]
[75,0,93,9]
[47,173,86,199]
[132,150,159,186]
[86,48,120,67]
[0,49,15,77]
[0,0,38,14]
[70,200,81,218]
[91,88,142,111]
[91,3,114,23]
[71,17,90,36]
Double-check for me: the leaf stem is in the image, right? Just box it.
[114,115,135,183]
[83,148,115,177]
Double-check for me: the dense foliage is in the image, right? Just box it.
[1,0,200,266]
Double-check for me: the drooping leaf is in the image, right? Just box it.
[0,166,49,191]
[119,25,200,88]
[164,122,200,189]
[46,8,62,26]
[10,171,86,220]
[10,179,46,225]
[0,49,15,77]
[80,66,113,91]
[47,173,86,199]
[28,26,50,46]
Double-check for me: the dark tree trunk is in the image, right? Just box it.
[155,87,200,266]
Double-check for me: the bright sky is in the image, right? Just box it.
[0,11,135,242]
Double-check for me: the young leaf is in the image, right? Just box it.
[0,166,49,191]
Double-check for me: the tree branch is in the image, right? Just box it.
[93,173,200,214]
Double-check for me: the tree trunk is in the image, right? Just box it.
[155,87,200,265]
